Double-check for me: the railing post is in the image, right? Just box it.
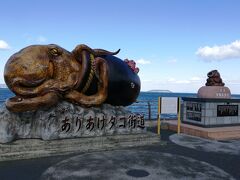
[157,97,161,136]
[147,101,151,121]
[147,101,153,128]
[177,97,181,134]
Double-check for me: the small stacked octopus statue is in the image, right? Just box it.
[205,70,225,86]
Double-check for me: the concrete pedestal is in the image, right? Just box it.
[182,97,240,127]
[0,132,160,161]
[197,86,231,99]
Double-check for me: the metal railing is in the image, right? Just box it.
[127,100,179,121]
[126,100,158,120]
[0,99,178,121]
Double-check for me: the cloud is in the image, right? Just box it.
[166,76,202,84]
[0,40,10,50]
[37,36,47,43]
[196,40,240,61]
[136,58,151,65]
[23,34,47,43]
[141,76,240,93]
[175,80,191,84]
[190,76,202,81]
[167,58,178,63]
[167,78,176,82]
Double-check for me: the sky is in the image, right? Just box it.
[1,0,240,93]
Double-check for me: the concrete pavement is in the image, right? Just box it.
[41,150,234,180]
[0,129,240,180]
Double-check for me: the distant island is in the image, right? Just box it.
[147,90,172,93]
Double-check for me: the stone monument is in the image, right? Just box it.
[0,44,147,144]
[182,70,240,127]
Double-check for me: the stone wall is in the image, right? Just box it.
[182,98,240,127]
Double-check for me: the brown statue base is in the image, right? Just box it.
[197,86,231,99]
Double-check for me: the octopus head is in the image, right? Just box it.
[4,44,78,96]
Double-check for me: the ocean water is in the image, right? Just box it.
[0,88,14,102]
[1,88,240,120]
[129,92,197,120]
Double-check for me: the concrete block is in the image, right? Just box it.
[237,117,240,123]
[231,117,238,124]
[209,117,217,125]
[204,117,210,125]
[206,110,215,117]
[206,103,211,109]
[212,109,217,117]
[224,117,231,124]
[217,117,225,125]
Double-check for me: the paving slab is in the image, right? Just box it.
[170,133,240,155]
[40,150,234,180]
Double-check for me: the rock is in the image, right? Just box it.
[0,101,146,143]
[197,86,231,99]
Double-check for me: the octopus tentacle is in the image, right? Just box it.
[6,92,59,112]
[72,50,91,91]
[72,44,119,91]
[93,48,120,56]
[72,44,95,58]
[72,44,120,58]
[10,72,79,97]
[64,57,109,106]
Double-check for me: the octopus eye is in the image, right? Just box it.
[50,48,61,56]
